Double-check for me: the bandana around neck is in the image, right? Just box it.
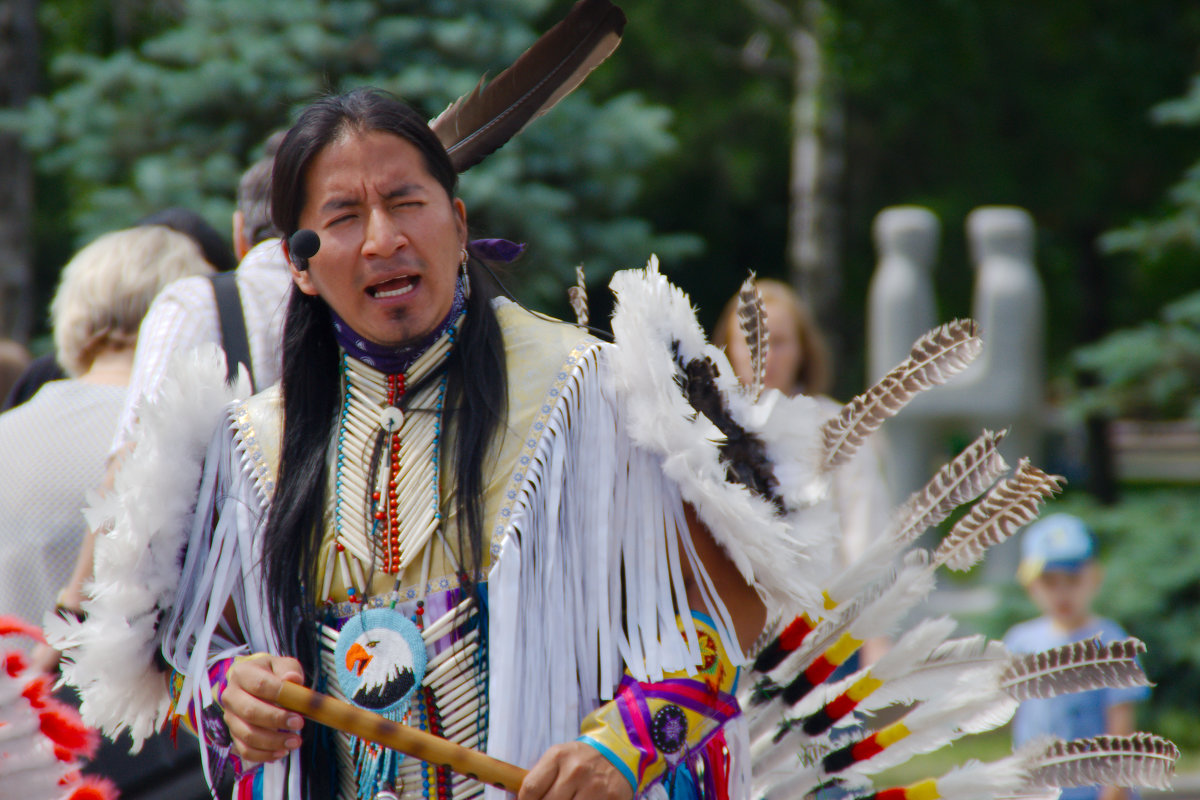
[330,280,467,374]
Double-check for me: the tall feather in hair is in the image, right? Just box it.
[738,272,770,400]
[430,0,627,172]
[822,319,982,471]
[568,265,589,326]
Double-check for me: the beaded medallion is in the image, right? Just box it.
[335,608,428,716]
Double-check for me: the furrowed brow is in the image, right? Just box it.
[383,182,423,199]
[321,196,361,213]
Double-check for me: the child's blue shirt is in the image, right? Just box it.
[1003,616,1150,800]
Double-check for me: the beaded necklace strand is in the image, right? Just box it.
[321,319,488,799]
[324,324,455,606]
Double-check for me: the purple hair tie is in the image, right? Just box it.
[469,238,526,263]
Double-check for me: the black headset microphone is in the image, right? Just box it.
[289,229,321,270]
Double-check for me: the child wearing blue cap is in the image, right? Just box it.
[1004,513,1150,800]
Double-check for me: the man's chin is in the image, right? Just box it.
[373,318,441,349]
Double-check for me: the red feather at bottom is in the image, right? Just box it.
[66,774,120,800]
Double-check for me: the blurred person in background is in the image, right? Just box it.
[0,224,216,799]
[1005,514,1149,800]
[0,339,31,406]
[713,277,891,662]
[2,208,236,412]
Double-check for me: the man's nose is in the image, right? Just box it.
[362,207,407,257]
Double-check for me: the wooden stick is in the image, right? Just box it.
[275,681,527,793]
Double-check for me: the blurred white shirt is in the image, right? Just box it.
[111,237,291,453]
[0,380,125,625]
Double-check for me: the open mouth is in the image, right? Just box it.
[369,276,416,299]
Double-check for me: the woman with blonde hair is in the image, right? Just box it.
[711,277,833,397]
[0,225,213,630]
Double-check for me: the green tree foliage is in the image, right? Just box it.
[1101,73,1200,264]
[9,0,699,313]
[1072,72,1200,425]
[599,1,1200,396]
[1071,292,1200,422]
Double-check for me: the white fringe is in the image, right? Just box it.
[607,257,840,617]
[157,388,298,797]
[486,340,745,790]
[46,344,250,750]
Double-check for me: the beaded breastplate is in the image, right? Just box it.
[317,321,489,800]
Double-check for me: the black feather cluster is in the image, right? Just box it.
[672,343,784,513]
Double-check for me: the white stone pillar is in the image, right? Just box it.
[867,207,941,508]
[865,205,1046,579]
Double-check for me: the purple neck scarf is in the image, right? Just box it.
[331,280,466,374]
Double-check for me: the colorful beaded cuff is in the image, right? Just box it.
[578,612,741,793]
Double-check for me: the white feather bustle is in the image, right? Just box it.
[607,257,840,616]
[46,345,250,748]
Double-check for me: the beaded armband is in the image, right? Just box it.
[168,655,241,775]
[578,612,740,794]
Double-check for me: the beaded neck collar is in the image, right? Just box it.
[329,280,467,375]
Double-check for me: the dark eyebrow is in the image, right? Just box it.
[321,196,360,213]
[383,182,423,200]
[318,183,424,214]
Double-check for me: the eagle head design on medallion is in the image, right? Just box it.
[335,608,428,717]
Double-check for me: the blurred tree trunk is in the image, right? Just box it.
[745,0,845,343]
[1076,224,1118,504]
[0,0,37,342]
[788,0,843,337]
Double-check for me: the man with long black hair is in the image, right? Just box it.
[194,88,771,799]
[61,89,791,800]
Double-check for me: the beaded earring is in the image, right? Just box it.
[459,249,470,300]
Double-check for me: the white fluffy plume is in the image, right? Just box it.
[608,256,839,613]
[47,345,250,748]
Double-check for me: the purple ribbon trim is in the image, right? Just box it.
[612,674,742,787]
[617,675,740,723]
[469,238,526,263]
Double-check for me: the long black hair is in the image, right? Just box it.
[264,88,507,796]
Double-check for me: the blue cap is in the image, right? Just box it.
[1017,513,1095,585]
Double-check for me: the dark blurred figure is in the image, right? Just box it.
[137,206,238,272]
[0,339,33,408]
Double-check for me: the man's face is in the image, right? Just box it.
[291,129,467,348]
[1027,563,1101,629]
